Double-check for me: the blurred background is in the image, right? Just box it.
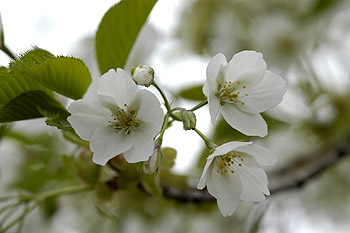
[0,0,350,232]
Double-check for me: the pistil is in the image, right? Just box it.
[108,104,141,135]
[217,81,249,105]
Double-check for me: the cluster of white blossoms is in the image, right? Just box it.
[199,51,287,216]
[67,50,286,217]
[67,68,164,165]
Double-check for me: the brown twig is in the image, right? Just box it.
[268,142,350,194]
[161,185,213,203]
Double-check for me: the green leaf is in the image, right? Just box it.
[95,183,113,201]
[96,0,157,74]
[178,85,205,101]
[74,150,101,184]
[0,71,49,109]
[10,48,91,100]
[0,91,67,123]
[0,47,91,122]
[142,174,162,197]
[0,123,11,141]
[26,57,91,100]
[161,147,177,169]
[10,47,55,70]
[41,197,58,219]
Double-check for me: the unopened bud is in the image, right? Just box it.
[143,147,161,174]
[131,65,154,87]
[180,109,196,130]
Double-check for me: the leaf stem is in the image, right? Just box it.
[0,185,92,232]
[0,202,38,233]
[0,195,18,202]
[36,185,92,200]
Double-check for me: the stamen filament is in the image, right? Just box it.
[214,151,244,176]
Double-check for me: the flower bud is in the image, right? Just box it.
[180,108,196,130]
[143,148,161,174]
[131,65,154,87]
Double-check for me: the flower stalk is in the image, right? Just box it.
[152,81,171,112]
[194,128,217,150]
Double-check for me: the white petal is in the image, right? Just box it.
[202,81,209,97]
[67,97,110,141]
[197,156,214,189]
[225,51,266,88]
[211,141,252,158]
[97,94,120,113]
[220,104,267,137]
[235,155,270,202]
[90,126,133,165]
[237,70,287,113]
[136,89,164,132]
[206,164,242,217]
[207,92,220,124]
[199,141,251,189]
[205,53,227,124]
[98,69,138,107]
[124,136,154,163]
[206,53,227,88]
[123,121,158,163]
[236,144,276,166]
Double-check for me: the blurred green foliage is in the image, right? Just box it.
[178,85,205,101]
[6,131,72,193]
[177,0,348,69]
[1,0,350,232]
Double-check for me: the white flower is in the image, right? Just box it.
[67,68,164,165]
[197,141,276,217]
[203,51,287,137]
[131,65,154,87]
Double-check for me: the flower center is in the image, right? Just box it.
[214,151,244,176]
[108,104,141,135]
[217,81,249,106]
